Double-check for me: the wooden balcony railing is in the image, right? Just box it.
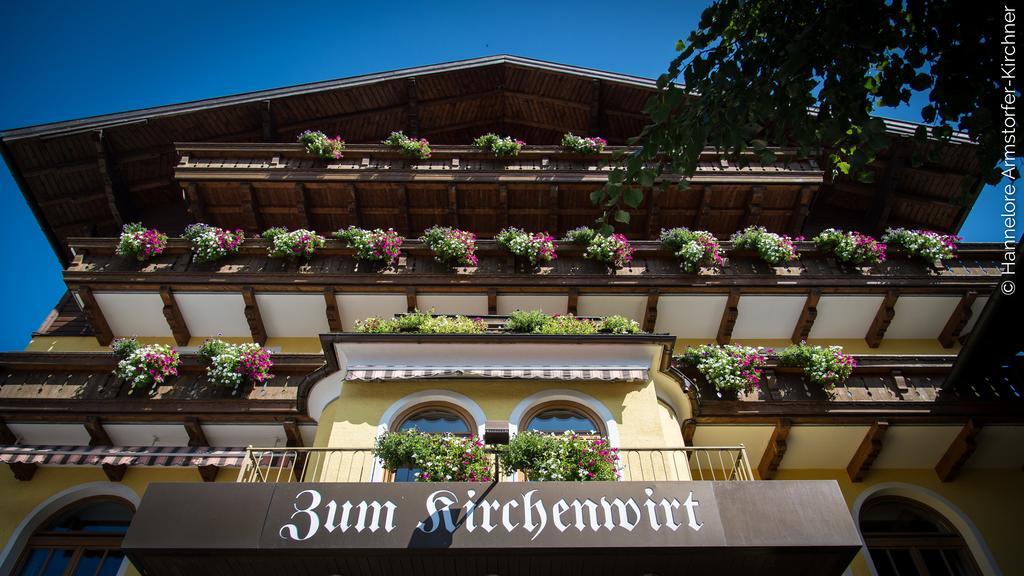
[235,446,754,483]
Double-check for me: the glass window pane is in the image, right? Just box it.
[45,500,133,534]
[921,548,954,576]
[16,548,50,576]
[97,552,126,576]
[393,467,422,483]
[889,549,921,576]
[527,408,597,434]
[73,549,104,576]
[868,549,898,576]
[398,409,469,434]
[861,498,954,535]
[41,549,73,576]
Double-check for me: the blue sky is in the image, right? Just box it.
[0,1,1016,351]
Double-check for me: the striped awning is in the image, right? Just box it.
[0,445,246,467]
[345,366,649,382]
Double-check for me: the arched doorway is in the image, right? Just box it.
[860,496,981,576]
[13,497,134,575]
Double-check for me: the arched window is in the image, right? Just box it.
[391,403,475,482]
[522,402,604,435]
[14,497,133,576]
[860,496,981,576]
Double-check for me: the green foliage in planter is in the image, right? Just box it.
[730,226,799,265]
[297,130,345,159]
[505,309,553,333]
[111,338,180,393]
[563,227,635,268]
[660,227,724,272]
[473,133,525,157]
[500,431,619,481]
[198,338,274,388]
[505,310,642,335]
[116,222,168,262]
[677,344,771,394]
[262,227,326,259]
[560,133,607,154]
[495,227,557,267]
[596,315,642,334]
[334,226,403,267]
[373,430,492,482]
[355,309,488,334]
[779,342,856,388]
[383,131,431,160]
[421,226,478,267]
[813,229,886,265]
[882,228,959,263]
[183,223,245,263]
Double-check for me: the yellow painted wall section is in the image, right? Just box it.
[0,466,236,576]
[319,378,680,450]
[25,336,324,354]
[774,468,1022,576]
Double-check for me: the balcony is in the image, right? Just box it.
[235,445,755,483]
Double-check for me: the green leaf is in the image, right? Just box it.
[614,210,631,224]
[598,223,614,236]
[624,188,644,208]
[639,170,656,188]
[590,189,606,204]
[750,139,769,151]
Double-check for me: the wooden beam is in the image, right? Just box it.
[406,78,420,137]
[324,287,343,332]
[343,183,361,227]
[93,129,132,227]
[498,184,509,230]
[757,419,791,480]
[742,186,765,228]
[694,186,711,229]
[716,289,741,345]
[283,418,304,448]
[260,100,277,142]
[646,188,662,238]
[939,291,978,348]
[567,288,579,316]
[681,419,697,446]
[102,463,128,482]
[184,417,208,447]
[295,183,310,229]
[400,185,412,236]
[643,290,660,333]
[935,420,982,482]
[242,183,264,232]
[866,291,900,348]
[791,289,821,343]
[847,421,889,482]
[487,288,497,315]
[241,287,267,345]
[85,416,112,447]
[588,79,602,136]
[868,143,906,235]
[0,417,16,444]
[197,464,220,482]
[788,186,814,236]
[9,462,38,481]
[159,286,191,346]
[184,182,208,223]
[76,286,114,346]
[548,185,559,233]
[448,185,460,228]
[406,287,418,312]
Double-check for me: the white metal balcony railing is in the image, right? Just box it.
[236,446,754,484]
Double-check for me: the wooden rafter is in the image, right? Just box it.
[788,186,814,236]
[847,421,889,482]
[295,183,310,229]
[197,464,220,482]
[866,291,900,348]
[694,186,711,229]
[757,419,791,480]
[85,416,112,446]
[448,185,460,227]
[283,418,304,448]
[567,288,579,315]
[241,287,268,345]
[184,417,209,447]
[868,142,906,235]
[499,185,509,230]
[9,462,38,481]
[487,288,497,315]
[548,185,559,233]
[260,100,277,142]
[643,290,660,333]
[935,420,982,482]
[184,182,208,223]
[716,289,741,345]
[406,78,420,137]
[343,183,361,227]
[324,287,343,332]
[76,286,114,346]
[743,186,765,228]
[791,289,821,343]
[242,183,264,232]
[406,287,418,312]
[159,286,191,346]
[939,291,978,348]
[681,419,697,446]
[588,79,602,136]
[400,185,412,235]
[93,129,132,227]
[102,463,128,482]
[646,188,662,238]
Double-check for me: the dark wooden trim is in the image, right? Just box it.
[694,186,711,229]
[681,418,697,445]
[743,186,765,228]
[406,77,420,137]
[448,184,460,228]
[587,79,602,136]
[295,183,310,229]
[9,462,38,481]
[283,418,304,448]
[487,288,498,315]
[939,291,978,348]
[643,290,660,333]
[548,185,559,233]
[324,287,343,332]
[85,416,112,446]
[646,188,662,239]
[197,464,220,482]
[869,143,906,235]
[847,421,889,482]
[343,183,361,227]
[567,287,578,315]
[242,183,264,231]
[400,185,412,236]
[757,419,790,480]
[788,186,814,236]
[934,420,981,482]
[866,290,899,348]
[184,182,208,223]
[184,417,208,448]
[716,289,741,345]
[102,463,128,482]
[406,286,417,312]
[159,286,191,346]
[499,184,509,230]
[93,129,129,227]
[76,286,114,346]
[241,287,267,345]
[791,289,821,343]
[260,100,276,142]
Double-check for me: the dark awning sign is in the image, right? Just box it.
[123,480,863,576]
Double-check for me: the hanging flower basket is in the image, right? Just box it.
[116,223,168,262]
